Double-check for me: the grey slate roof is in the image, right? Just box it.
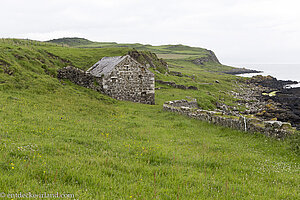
[87,55,129,77]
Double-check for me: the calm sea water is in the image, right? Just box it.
[229,64,300,88]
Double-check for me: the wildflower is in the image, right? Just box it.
[12,167,14,169]
[130,196,132,198]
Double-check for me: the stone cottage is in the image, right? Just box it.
[86,55,155,104]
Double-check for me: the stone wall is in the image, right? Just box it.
[57,66,103,91]
[163,100,296,139]
[102,56,155,105]
[57,58,155,105]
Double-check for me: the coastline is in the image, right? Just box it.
[239,72,300,88]
[222,64,300,129]
[229,63,300,88]
[245,76,300,130]
[222,67,263,75]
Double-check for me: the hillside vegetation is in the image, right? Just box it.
[47,37,209,55]
[0,38,299,199]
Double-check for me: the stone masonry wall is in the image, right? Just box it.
[57,58,155,105]
[164,100,296,139]
[57,66,103,91]
[102,56,155,105]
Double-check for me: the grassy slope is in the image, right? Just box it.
[0,39,299,199]
[46,38,208,55]
[47,37,235,73]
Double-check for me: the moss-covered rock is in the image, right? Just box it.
[128,49,169,74]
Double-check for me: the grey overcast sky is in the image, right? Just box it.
[1,0,299,64]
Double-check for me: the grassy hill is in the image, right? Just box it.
[47,37,234,72]
[46,37,208,55]
[0,38,299,199]
[48,37,97,47]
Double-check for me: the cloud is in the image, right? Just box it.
[0,0,299,63]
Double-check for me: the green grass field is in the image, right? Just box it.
[47,37,211,56]
[156,54,196,60]
[0,39,299,199]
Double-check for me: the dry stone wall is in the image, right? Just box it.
[102,57,155,105]
[57,66,103,91]
[164,100,296,139]
[57,57,155,105]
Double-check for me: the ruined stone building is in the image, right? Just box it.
[58,55,155,104]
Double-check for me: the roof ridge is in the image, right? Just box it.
[86,55,129,77]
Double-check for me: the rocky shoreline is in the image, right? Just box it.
[213,75,299,130]
[239,75,299,130]
[261,87,300,130]
[249,75,298,89]
[222,67,263,75]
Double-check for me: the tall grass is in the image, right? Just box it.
[0,39,299,199]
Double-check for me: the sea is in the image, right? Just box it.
[228,64,300,88]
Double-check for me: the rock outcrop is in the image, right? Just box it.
[247,76,300,129]
[222,68,262,75]
[192,50,221,65]
[249,75,298,90]
[128,50,169,74]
